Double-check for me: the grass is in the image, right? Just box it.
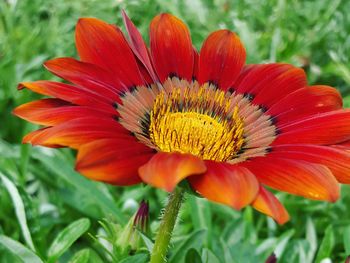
[1,0,350,262]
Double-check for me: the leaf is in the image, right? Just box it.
[68,248,104,263]
[119,253,149,263]
[169,229,206,263]
[306,218,317,262]
[344,226,350,255]
[47,218,91,263]
[314,225,335,263]
[201,248,221,263]
[32,149,125,223]
[0,235,43,263]
[274,229,295,258]
[187,195,212,246]
[138,231,154,252]
[185,248,202,263]
[0,172,35,251]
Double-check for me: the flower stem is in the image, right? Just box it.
[150,187,185,263]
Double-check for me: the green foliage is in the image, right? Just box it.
[1,0,350,262]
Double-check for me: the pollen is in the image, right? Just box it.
[149,84,245,161]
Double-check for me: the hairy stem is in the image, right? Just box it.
[150,187,185,263]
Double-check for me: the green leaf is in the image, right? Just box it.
[68,248,104,263]
[314,225,335,263]
[201,248,221,263]
[306,218,317,262]
[185,248,202,263]
[274,229,295,258]
[344,226,350,255]
[119,253,149,263]
[0,235,43,263]
[0,173,35,251]
[169,229,206,263]
[47,218,91,263]
[138,231,154,252]
[32,149,125,223]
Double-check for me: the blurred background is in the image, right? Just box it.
[1,0,350,262]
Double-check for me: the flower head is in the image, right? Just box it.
[14,11,350,224]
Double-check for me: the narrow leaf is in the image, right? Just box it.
[48,218,90,262]
[0,235,43,263]
[0,172,35,251]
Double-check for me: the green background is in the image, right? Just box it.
[1,0,350,262]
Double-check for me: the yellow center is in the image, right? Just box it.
[149,85,244,161]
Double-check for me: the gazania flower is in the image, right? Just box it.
[14,12,350,225]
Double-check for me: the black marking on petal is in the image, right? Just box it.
[113,115,120,122]
[265,147,273,153]
[130,132,136,137]
[192,76,197,81]
[243,92,254,101]
[169,72,178,78]
[269,116,277,125]
[259,105,267,113]
[208,80,218,89]
[274,127,281,136]
[228,87,234,94]
[119,90,127,98]
[129,85,137,93]
[113,102,119,109]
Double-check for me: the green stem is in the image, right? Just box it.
[150,187,185,263]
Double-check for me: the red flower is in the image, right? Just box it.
[14,12,350,224]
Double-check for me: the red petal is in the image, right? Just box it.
[273,110,350,145]
[76,138,154,185]
[13,99,111,126]
[24,117,129,149]
[192,48,199,80]
[198,30,246,90]
[252,186,289,224]
[122,10,158,83]
[138,152,206,192]
[18,81,115,113]
[23,128,62,148]
[244,157,340,202]
[234,63,306,107]
[75,18,144,87]
[44,57,124,97]
[267,85,342,125]
[270,144,350,183]
[150,13,194,82]
[189,161,259,210]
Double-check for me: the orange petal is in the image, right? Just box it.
[122,10,158,83]
[252,186,289,225]
[18,81,115,113]
[270,144,350,184]
[44,57,124,96]
[75,17,144,87]
[189,161,259,210]
[24,117,129,149]
[138,152,206,192]
[244,158,340,202]
[198,30,246,90]
[150,13,194,82]
[76,138,154,185]
[13,99,111,126]
[23,128,62,148]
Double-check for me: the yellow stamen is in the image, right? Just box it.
[149,85,244,161]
